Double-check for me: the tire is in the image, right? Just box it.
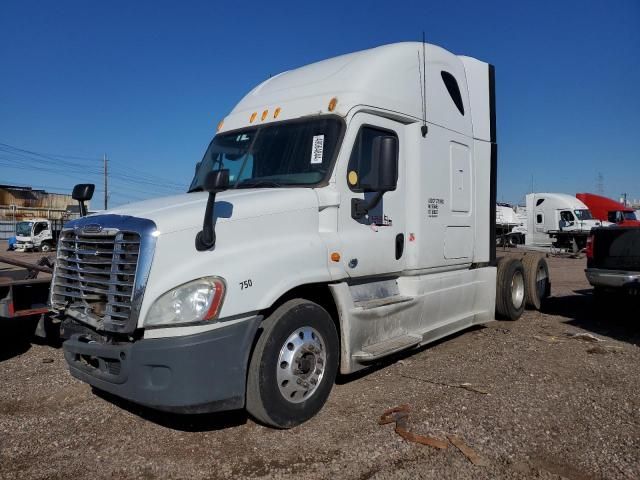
[495,257,526,320]
[246,299,339,429]
[39,242,52,253]
[522,254,550,310]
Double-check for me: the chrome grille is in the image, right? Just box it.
[51,230,141,330]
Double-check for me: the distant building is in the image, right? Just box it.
[0,184,88,240]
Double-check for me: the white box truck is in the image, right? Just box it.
[15,218,63,252]
[51,42,549,428]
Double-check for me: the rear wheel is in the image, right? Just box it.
[246,299,339,428]
[522,254,550,310]
[495,257,526,320]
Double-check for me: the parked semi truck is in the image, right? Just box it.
[524,193,605,251]
[51,42,549,428]
[576,192,640,226]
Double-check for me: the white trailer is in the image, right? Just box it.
[51,42,549,428]
[495,203,526,246]
[525,193,605,250]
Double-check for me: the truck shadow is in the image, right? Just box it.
[542,291,640,346]
[93,389,249,432]
[0,317,38,362]
[0,315,61,362]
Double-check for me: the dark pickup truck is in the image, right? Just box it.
[585,227,640,295]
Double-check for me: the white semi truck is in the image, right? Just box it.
[524,193,605,250]
[51,42,549,428]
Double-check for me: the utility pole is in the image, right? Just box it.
[596,172,604,195]
[103,154,108,210]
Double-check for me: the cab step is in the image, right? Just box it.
[352,334,421,362]
[353,295,413,310]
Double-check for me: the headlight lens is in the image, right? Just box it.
[145,277,226,327]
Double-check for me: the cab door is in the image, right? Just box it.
[33,221,49,244]
[336,113,406,277]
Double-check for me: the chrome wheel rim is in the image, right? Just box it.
[276,327,326,404]
[511,271,525,309]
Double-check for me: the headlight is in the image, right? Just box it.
[145,277,226,327]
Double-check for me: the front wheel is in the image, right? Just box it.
[246,299,339,428]
[39,242,52,253]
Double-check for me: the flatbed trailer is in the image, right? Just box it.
[0,253,53,320]
[547,230,590,252]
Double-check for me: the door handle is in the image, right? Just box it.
[395,233,404,260]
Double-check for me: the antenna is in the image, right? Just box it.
[420,32,428,137]
[417,51,425,128]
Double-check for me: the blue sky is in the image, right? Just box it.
[1,0,639,207]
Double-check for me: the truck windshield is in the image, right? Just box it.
[189,117,343,190]
[15,222,33,236]
[574,209,593,221]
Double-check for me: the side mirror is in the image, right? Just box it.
[373,136,399,192]
[195,169,230,251]
[72,183,95,218]
[72,184,95,202]
[351,136,398,220]
[204,169,230,193]
[359,136,398,192]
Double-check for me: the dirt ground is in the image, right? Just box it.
[1,250,639,479]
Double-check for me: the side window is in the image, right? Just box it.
[536,214,543,224]
[441,71,464,115]
[347,126,398,192]
[34,222,47,235]
[535,198,545,206]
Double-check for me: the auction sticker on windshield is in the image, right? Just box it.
[310,135,324,164]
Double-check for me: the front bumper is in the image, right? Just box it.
[585,268,640,289]
[63,317,261,413]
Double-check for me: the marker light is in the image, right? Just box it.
[328,97,338,112]
[261,109,268,121]
[331,252,341,262]
[250,112,257,123]
[217,120,224,132]
[273,107,281,118]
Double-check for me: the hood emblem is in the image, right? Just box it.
[81,224,103,235]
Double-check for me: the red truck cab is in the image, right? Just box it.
[576,193,640,226]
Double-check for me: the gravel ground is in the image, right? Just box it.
[1,250,639,479]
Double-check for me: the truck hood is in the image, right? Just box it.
[105,189,320,234]
[580,219,607,230]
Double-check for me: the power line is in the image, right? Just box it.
[0,141,187,194]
